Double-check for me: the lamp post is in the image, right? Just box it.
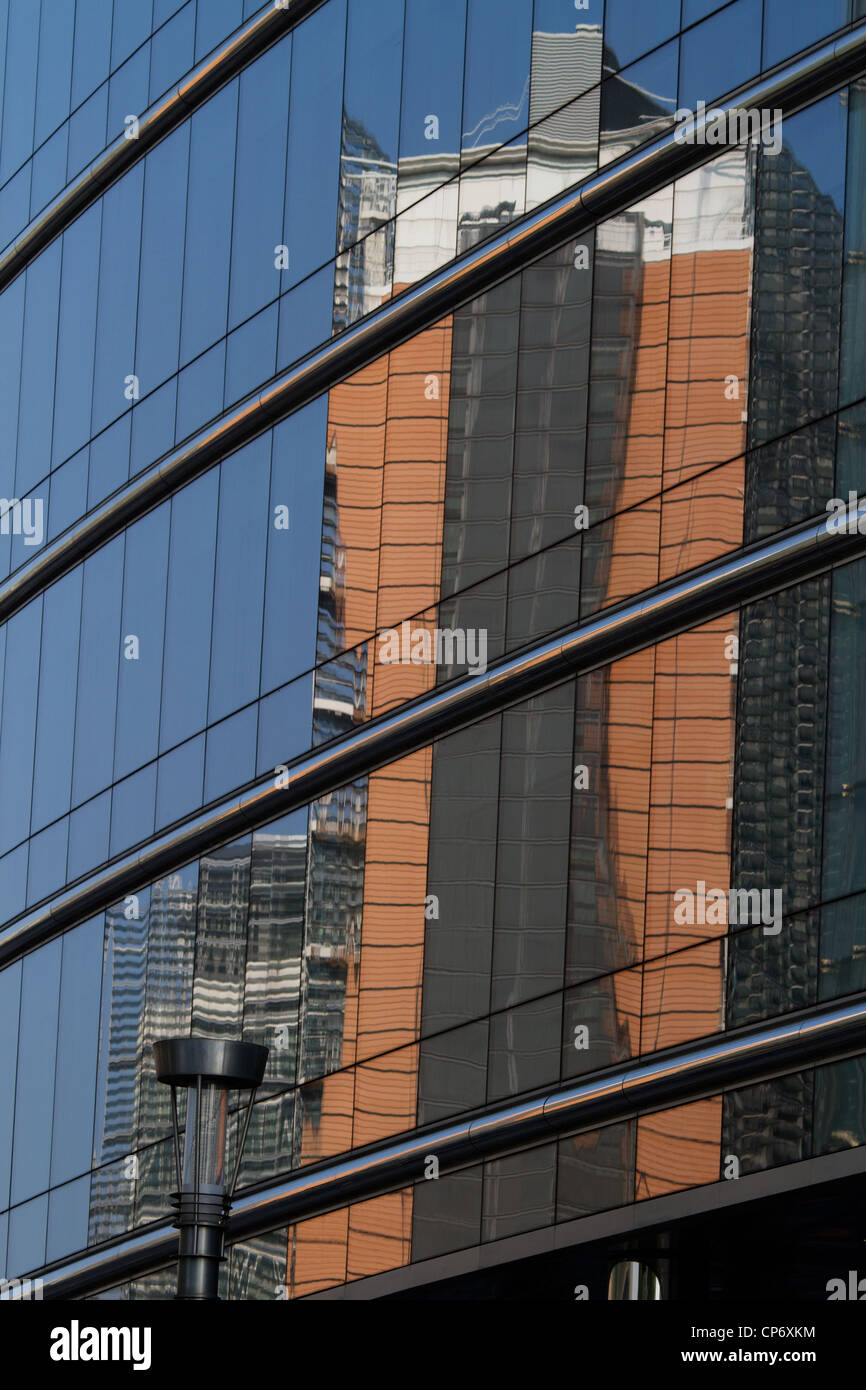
[608,1259,662,1300]
[153,1037,268,1301]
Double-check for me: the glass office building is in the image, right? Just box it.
[1,0,866,1301]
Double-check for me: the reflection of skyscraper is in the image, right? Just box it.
[192,844,253,1040]
[334,116,397,331]
[525,26,602,206]
[300,781,365,1081]
[246,829,307,1074]
[737,140,841,955]
[138,869,198,1145]
[93,900,149,1168]
[751,143,845,446]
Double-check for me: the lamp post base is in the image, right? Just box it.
[172,1192,227,1301]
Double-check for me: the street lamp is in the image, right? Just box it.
[608,1259,662,1300]
[153,1036,268,1301]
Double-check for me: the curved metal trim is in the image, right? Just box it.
[0,0,325,296]
[0,502,862,971]
[3,23,866,629]
[25,993,866,1299]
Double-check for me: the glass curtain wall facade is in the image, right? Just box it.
[1,0,866,1300]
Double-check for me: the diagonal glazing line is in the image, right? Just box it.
[2,502,865,970]
[23,992,866,1298]
[0,0,326,295]
[2,22,866,629]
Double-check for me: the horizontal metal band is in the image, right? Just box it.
[2,24,866,628]
[26,993,866,1298]
[1,501,864,971]
[0,0,325,295]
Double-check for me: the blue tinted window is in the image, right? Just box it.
[83,409,126,520]
[92,168,145,437]
[204,703,257,802]
[66,85,108,181]
[0,844,26,925]
[71,0,113,107]
[51,918,103,1188]
[0,279,24,493]
[47,1175,91,1264]
[26,818,68,905]
[276,263,335,371]
[284,0,346,287]
[0,2,7,154]
[0,602,42,855]
[180,83,238,364]
[228,34,292,330]
[160,470,219,751]
[0,961,21,1211]
[400,0,466,159]
[47,447,88,543]
[11,938,61,1205]
[225,304,278,405]
[150,3,195,101]
[115,503,170,781]
[462,0,532,151]
[72,538,124,806]
[537,0,604,26]
[130,378,177,478]
[30,128,70,218]
[0,569,8,700]
[110,763,157,856]
[16,244,61,498]
[108,46,151,141]
[155,734,205,828]
[136,125,190,392]
[34,0,75,148]
[208,436,270,722]
[338,0,404,249]
[175,339,225,442]
[194,0,243,61]
[783,92,847,205]
[678,0,762,108]
[604,0,678,71]
[112,0,155,69]
[87,415,131,510]
[8,482,46,574]
[0,0,40,184]
[600,39,678,159]
[261,402,327,692]
[67,791,111,883]
[682,0,725,23]
[154,0,187,23]
[31,569,82,833]
[763,0,848,71]
[6,1194,47,1275]
[256,674,314,775]
[52,204,102,468]
[0,166,30,254]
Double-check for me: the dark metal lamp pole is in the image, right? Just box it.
[153,1037,269,1301]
